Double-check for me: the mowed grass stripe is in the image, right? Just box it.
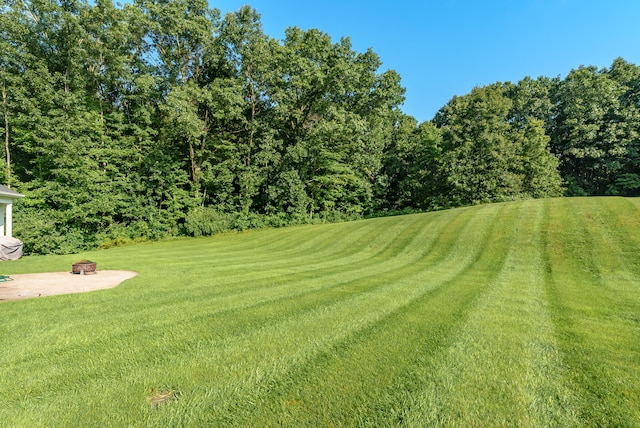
[170,214,433,292]
[119,220,374,272]
[0,214,428,342]
[106,214,433,309]
[543,197,640,426]
[587,197,640,277]
[395,199,581,426]
[4,208,473,374]
[211,204,514,426]
[176,210,466,306]
[1,198,639,426]
[154,211,434,271]
[0,207,472,423]
[0,210,453,364]
[2,205,500,426]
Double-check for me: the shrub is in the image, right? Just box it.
[183,207,235,237]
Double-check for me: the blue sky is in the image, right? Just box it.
[213,1,640,122]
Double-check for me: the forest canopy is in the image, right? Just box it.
[2,0,639,254]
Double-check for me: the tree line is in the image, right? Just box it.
[1,0,639,254]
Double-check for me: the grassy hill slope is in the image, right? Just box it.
[1,197,639,426]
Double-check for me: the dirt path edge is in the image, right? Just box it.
[0,270,138,301]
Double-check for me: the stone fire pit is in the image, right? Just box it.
[72,260,97,275]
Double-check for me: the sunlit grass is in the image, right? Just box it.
[0,197,639,426]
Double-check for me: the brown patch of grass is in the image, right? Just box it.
[147,387,181,408]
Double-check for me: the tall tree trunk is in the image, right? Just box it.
[1,82,10,188]
[189,140,198,186]
[246,69,256,169]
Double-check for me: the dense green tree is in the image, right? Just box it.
[2,0,638,254]
[0,2,31,187]
[515,119,563,197]
[551,64,635,195]
[381,115,444,210]
[435,85,518,204]
[605,58,640,195]
[6,0,118,250]
[261,27,404,218]
[506,76,558,131]
[137,0,218,191]
[209,6,278,214]
[4,0,178,251]
[435,84,562,205]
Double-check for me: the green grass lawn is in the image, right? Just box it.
[1,197,639,426]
